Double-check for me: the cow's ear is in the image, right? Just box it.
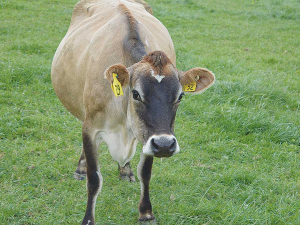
[179,68,215,94]
[104,64,130,87]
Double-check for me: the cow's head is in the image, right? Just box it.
[105,51,215,158]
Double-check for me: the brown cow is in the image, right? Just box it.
[51,0,215,224]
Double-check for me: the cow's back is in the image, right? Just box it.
[51,0,175,121]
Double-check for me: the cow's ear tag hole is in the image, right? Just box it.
[111,73,124,97]
[183,80,196,92]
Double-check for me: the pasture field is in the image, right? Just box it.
[1,0,300,224]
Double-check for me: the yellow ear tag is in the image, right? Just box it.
[111,73,123,97]
[183,80,196,92]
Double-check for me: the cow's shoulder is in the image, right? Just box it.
[68,0,151,31]
[68,0,110,31]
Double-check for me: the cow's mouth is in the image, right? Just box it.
[153,152,174,158]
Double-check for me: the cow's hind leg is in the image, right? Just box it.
[74,149,87,180]
[81,128,103,225]
[137,153,156,223]
[118,162,136,182]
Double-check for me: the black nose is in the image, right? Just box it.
[151,137,176,157]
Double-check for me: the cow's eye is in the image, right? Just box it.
[132,89,141,101]
[178,92,185,102]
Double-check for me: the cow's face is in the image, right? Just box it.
[105,51,215,158]
[128,61,182,157]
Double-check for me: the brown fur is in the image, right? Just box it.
[104,64,129,86]
[119,4,137,29]
[141,51,172,75]
[180,68,215,93]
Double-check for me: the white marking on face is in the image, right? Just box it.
[142,134,180,156]
[145,38,149,47]
[150,69,154,76]
[151,69,165,83]
[153,74,165,83]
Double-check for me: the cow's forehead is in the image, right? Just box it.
[130,51,182,96]
[133,62,177,77]
[130,66,181,105]
[141,51,177,76]
[131,62,179,86]
[132,63,180,90]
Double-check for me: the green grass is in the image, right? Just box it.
[1,0,300,224]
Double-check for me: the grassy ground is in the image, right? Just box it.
[1,0,300,224]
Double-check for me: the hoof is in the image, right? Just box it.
[82,218,95,225]
[75,156,87,181]
[74,170,86,181]
[121,174,136,182]
[138,218,156,225]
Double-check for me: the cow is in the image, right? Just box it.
[51,0,215,224]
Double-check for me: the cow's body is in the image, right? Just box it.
[52,0,175,122]
[51,0,215,224]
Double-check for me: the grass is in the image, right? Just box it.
[1,0,300,224]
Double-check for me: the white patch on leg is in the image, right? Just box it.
[150,69,165,83]
[86,171,103,220]
[137,153,155,220]
[137,153,146,197]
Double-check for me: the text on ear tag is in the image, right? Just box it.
[183,80,196,92]
[111,73,124,97]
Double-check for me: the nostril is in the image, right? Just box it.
[151,138,159,152]
[146,136,179,157]
[169,138,176,152]
[152,137,176,150]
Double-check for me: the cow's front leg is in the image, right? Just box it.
[81,129,103,225]
[137,153,156,222]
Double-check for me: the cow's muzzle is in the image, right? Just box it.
[142,135,180,157]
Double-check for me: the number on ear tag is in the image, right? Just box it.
[183,81,196,92]
[111,73,124,97]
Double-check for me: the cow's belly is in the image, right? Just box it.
[51,29,93,120]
